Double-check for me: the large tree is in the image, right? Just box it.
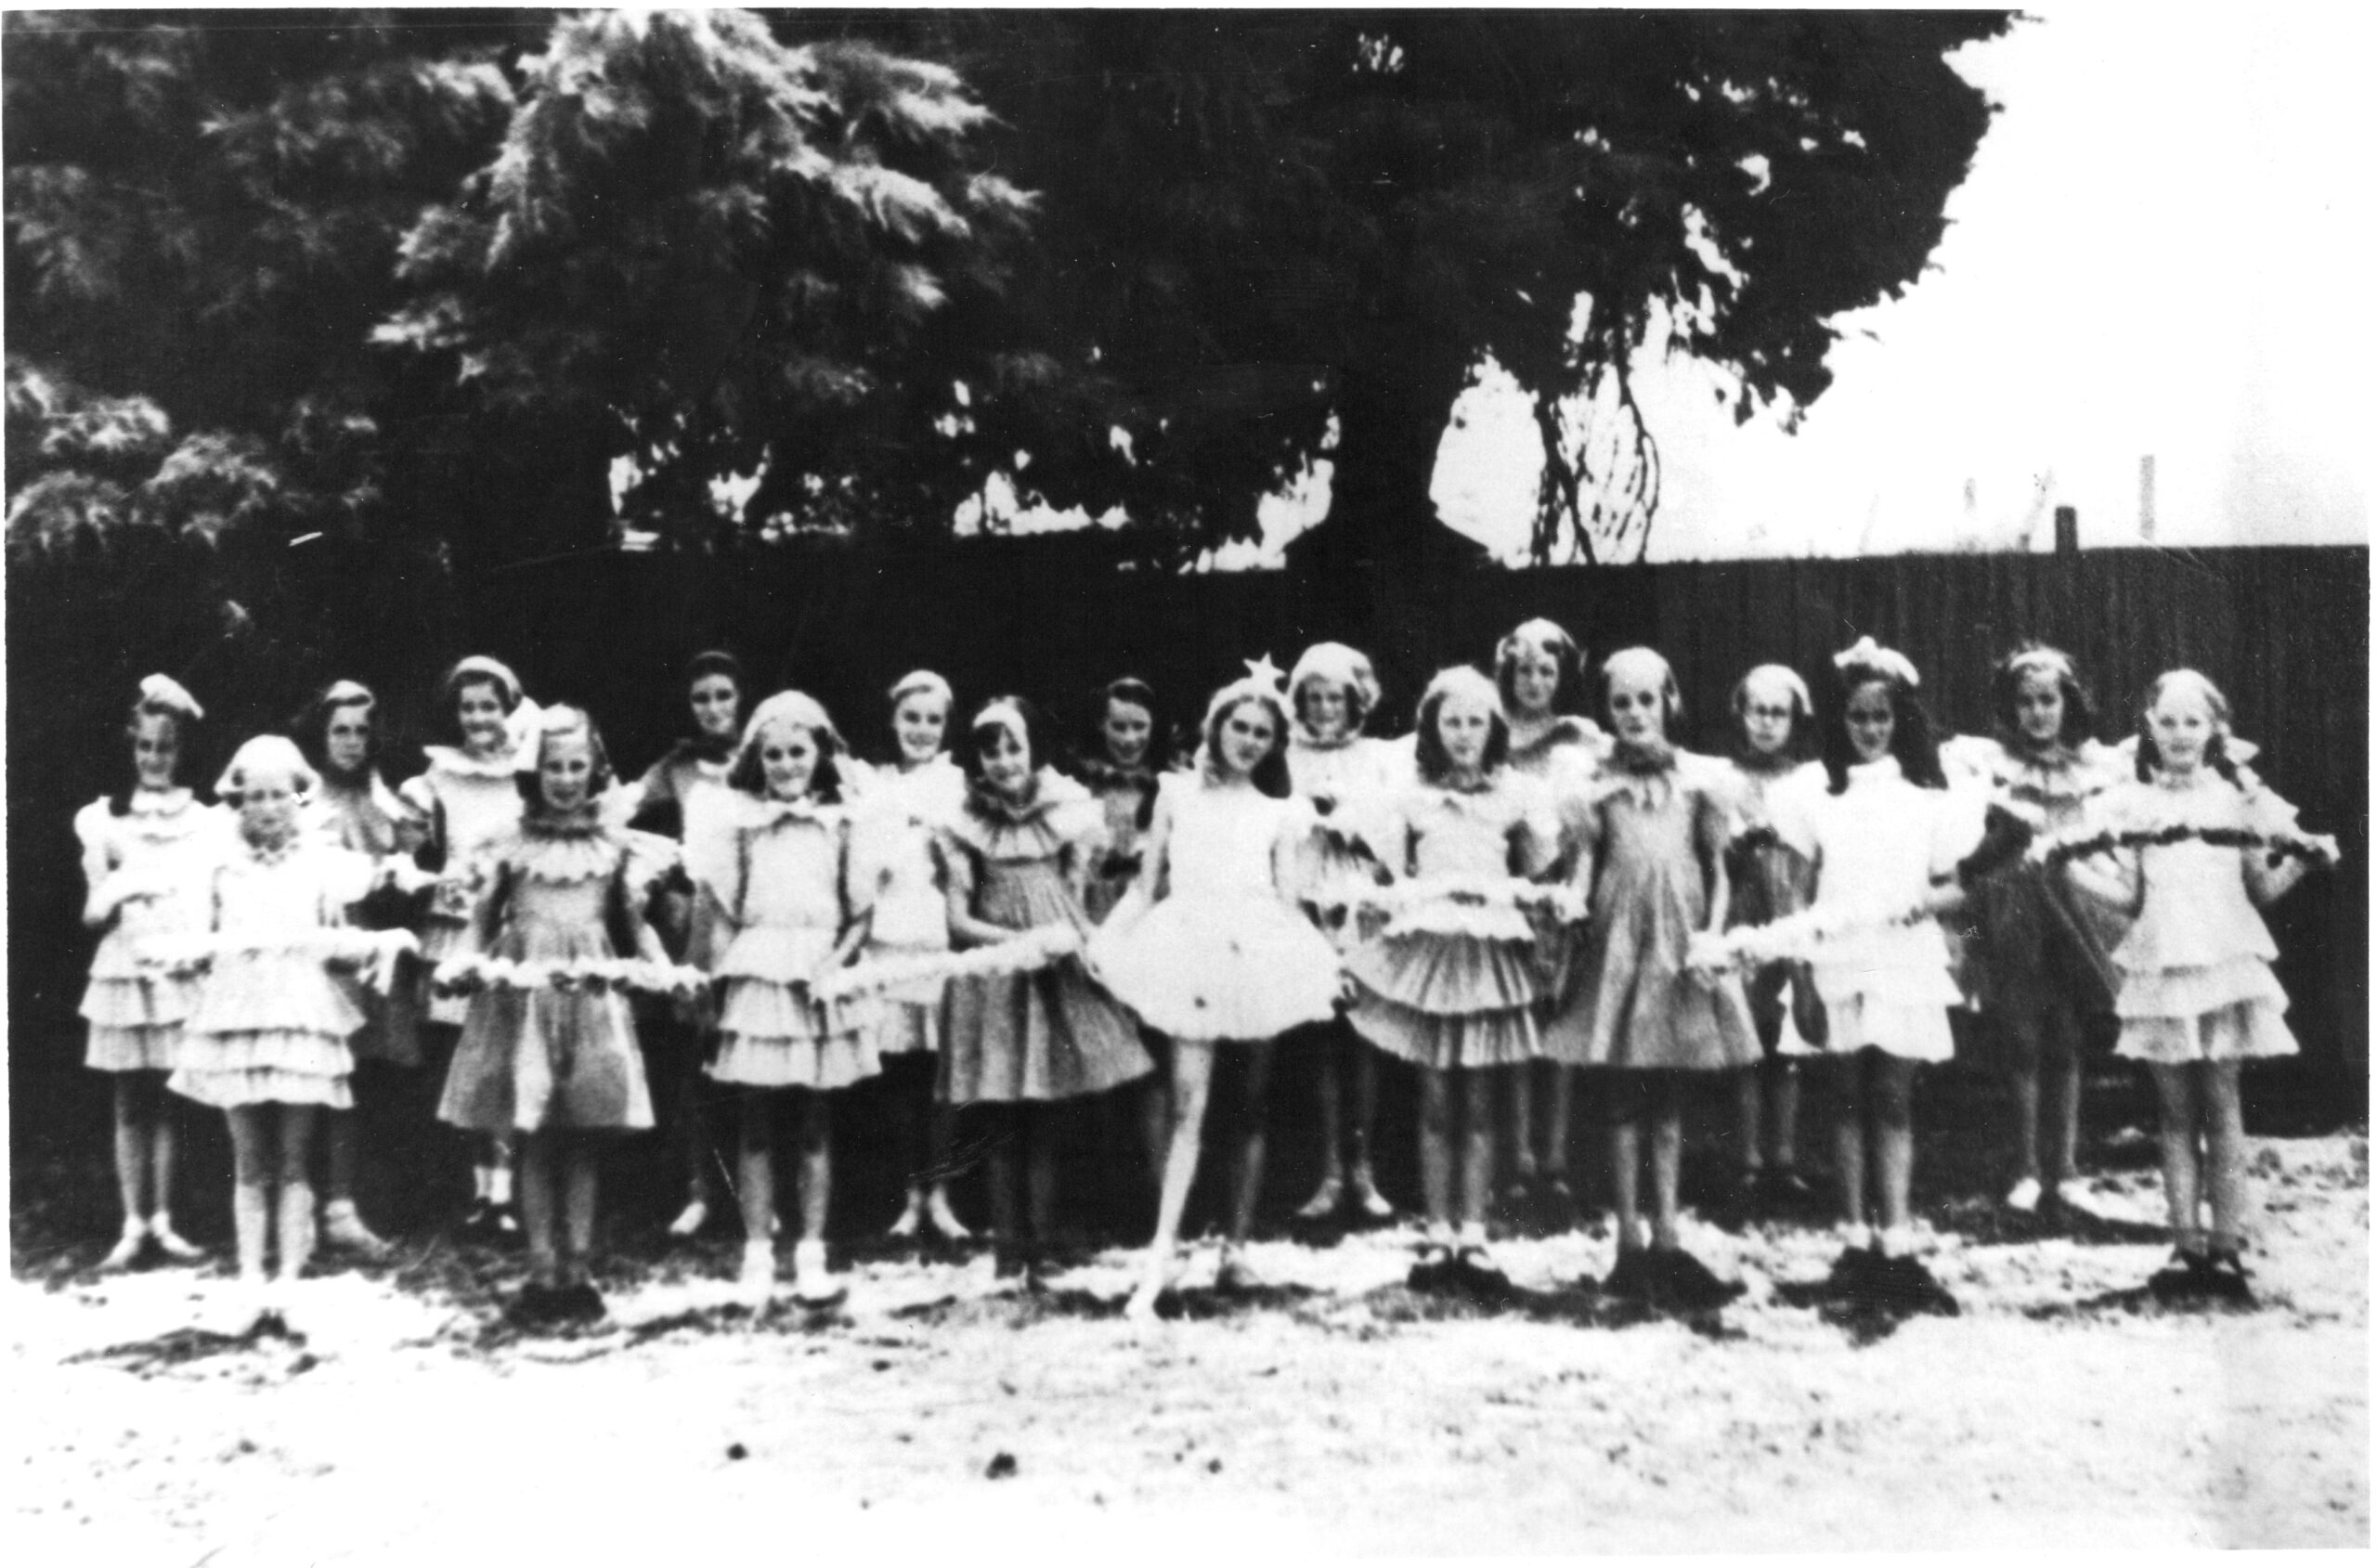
[838,10,2011,584]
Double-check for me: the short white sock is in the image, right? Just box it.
[487,1165,513,1207]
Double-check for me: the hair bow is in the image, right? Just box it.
[1833,637,1920,689]
[138,673,205,721]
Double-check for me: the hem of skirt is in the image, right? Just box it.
[169,1069,353,1109]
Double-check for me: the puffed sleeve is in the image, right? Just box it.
[680,785,743,910]
[1508,775,1563,879]
[1928,774,1992,881]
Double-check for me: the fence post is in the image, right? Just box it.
[2054,505,2078,555]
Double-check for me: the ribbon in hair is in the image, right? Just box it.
[1832,636,1920,688]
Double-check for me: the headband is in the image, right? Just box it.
[1423,665,1504,715]
[318,678,375,711]
[1288,643,1381,715]
[684,649,746,690]
[1739,663,1812,712]
[738,691,844,757]
[889,669,955,711]
[1834,636,1920,690]
[446,654,524,710]
[971,699,1030,748]
[2003,647,2075,684]
[1499,617,1578,663]
[137,673,204,722]
[216,734,318,799]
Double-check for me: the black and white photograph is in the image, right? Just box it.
[6,6,2367,1559]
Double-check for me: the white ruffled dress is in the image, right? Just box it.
[1092,774,1342,1042]
[400,747,526,1027]
[848,756,968,1055]
[1343,774,1561,1070]
[171,838,378,1109]
[1284,732,1408,952]
[2086,771,2302,1064]
[1802,758,1985,1063]
[703,796,881,1090]
[76,789,227,1073]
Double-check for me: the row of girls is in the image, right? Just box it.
[78,627,2335,1332]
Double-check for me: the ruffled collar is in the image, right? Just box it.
[1506,714,1604,766]
[1072,755,1158,792]
[126,786,196,818]
[421,744,520,781]
[240,828,302,867]
[520,805,610,839]
[736,791,842,828]
[967,768,1088,824]
[1598,740,1682,809]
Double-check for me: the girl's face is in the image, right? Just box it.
[1101,698,1152,768]
[1606,667,1669,748]
[2014,670,2066,746]
[1215,700,1278,780]
[1437,693,1495,773]
[893,692,950,767]
[239,771,299,842]
[324,704,371,775]
[457,680,510,755]
[131,711,180,791]
[979,723,1033,799]
[1509,645,1562,719]
[1297,680,1349,744]
[1846,680,1897,765]
[538,730,595,811]
[1739,674,1797,759]
[2147,684,2215,775]
[757,719,821,801]
[690,674,741,743]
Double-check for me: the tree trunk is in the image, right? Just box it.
[1284,351,1490,708]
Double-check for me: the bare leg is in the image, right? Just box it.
[1870,1056,1916,1238]
[226,1107,272,1284]
[1347,1042,1388,1211]
[1648,1075,1684,1250]
[1459,1069,1496,1234]
[1137,1063,1170,1194]
[1770,1060,1801,1172]
[736,1088,775,1246]
[2200,1061,2250,1252]
[104,1075,152,1263]
[2040,1005,2084,1190]
[1608,1072,1643,1249]
[1024,1107,1060,1245]
[1417,1070,1454,1234]
[1833,1056,1868,1232]
[2148,1062,2203,1251]
[275,1106,318,1283]
[794,1092,832,1246]
[1508,1067,1538,1185]
[1227,1041,1277,1247]
[2007,1017,2044,1189]
[1542,1061,1574,1183]
[1300,1048,1345,1214]
[924,1100,968,1238]
[516,1132,563,1288]
[562,1139,600,1285]
[1132,1041,1217,1315]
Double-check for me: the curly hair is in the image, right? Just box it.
[1200,688,1293,798]
[2133,668,2245,786]
[1990,644,2097,750]
[1820,660,1945,795]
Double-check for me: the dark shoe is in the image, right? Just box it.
[2194,1251,2255,1306]
[554,1281,607,1323]
[1409,1244,1516,1305]
[1872,1252,1958,1316]
[1653,1248,1745,1312]
[2146,1251,2205,1303]
[504,1282,564,1328]
[1533,1175,1580,1236]
[1825,1245,1883,1298]
[1600,1247,1657,1301]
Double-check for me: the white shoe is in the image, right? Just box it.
[886,1194,925,1240]
[667,1199,709,1240]
[148,1215,206,1263]
[1876,1225,1917,1260]
[2005,1177,2043,1213]
[1350,1175,1396,1221]
[320,1200,392,1259]
[791,1239,844,1306]
[736,1242,775,1309]
[99,1218,149,1272]
[1294,1175,1344,1221]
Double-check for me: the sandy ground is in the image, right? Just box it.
[6,1134,2365,1562]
